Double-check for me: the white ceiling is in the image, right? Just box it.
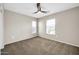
[4,3,79,18]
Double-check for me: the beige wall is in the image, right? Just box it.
[4,10,37,45]
[39,7,79,47]
[0,4,4,49]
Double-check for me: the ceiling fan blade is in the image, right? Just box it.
[33,3,40,14]
[34,11,38,13]
[41,11,48,13]
[33,10,39,14]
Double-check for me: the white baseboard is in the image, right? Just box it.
[39,35,79,47]
[5,34,37,45]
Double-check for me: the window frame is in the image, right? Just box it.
[46,18,55,35]
[32,21,37,34]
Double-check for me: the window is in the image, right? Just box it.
[32,21,37,33]
[46,18,55,35]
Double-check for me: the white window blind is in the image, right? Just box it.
[32,21,36,33]
[46,18,55,35]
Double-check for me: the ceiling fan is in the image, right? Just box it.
[34,3,48,14]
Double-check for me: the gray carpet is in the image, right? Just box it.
[1,36,79,55]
